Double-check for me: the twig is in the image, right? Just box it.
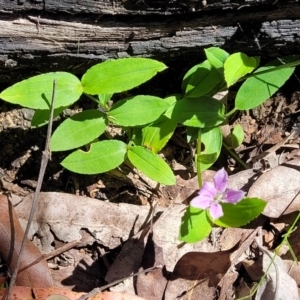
[77,265,162,300]
[6,79,57,299]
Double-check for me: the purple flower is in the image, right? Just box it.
[190,168,245,220]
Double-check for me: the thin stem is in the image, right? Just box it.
[196,129,202,188]
[6,80,57,300]
[222,142,249,169]
[225,107,238,118]
[84,93,101,105]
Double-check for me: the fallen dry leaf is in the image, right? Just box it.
[0,287,146,300]
[34,287,85,300]
[283,260,300,295]
[255,246,298,300]
[105,227,150,283]
[13,192,159,253]
[136,233,167,300]
[0,286,33,300]
[164,249,233,299]
[152,203,220,272]
[248,165,300,218]
[0,195,53,287]
[88,291,146,300]
[218,268,239,300]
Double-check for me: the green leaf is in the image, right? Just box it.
[108,96,170,126]
[231,124,244,148]
[214,198,267,228]
[205,47,230,70]
[98,94,113,109]
[31,106,66,128]
[224,53,259,87]
[142,116,177,153]
[182,60,223,97]
[197,152,218,165]
[165,96,226,128]
[235,57,296,110]
[186,127,199,143]
[127,146,175,185]
[61,140,127,174]
[200,127,222,171]
[0,72,83,110]
[179,207,213,243]
[82,58,167,95]
[50,110,107,151]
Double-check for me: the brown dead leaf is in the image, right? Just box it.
[13,192,159,253]
[34,287,85,300]
[136,233,167,300]
[255,247,298,300]
[164,249,233,299]
[152,204,220,272]
[88,291,146,300]
[284,260,300,295]
[0,286,33,300]
[243,257,263,282]
[218,268,239,300]
[0,195,53,287]
[51,248,103,292]
[0,287,146,300]
[248,165,300,218]
[227,169,259,191]
[105,227,150,283]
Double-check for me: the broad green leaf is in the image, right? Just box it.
[82,58,167,95]
[182,60,223,97]
[61,140,127,174]
[108,96,170,126]
[98,93,113,109]
[31,106,66,128]
[127,146,175,185]
[235,57,296,110]
[200,127,222,171]
[165,96,226,128]
[205,47,229,70]
[197,153,218,165]
[164,95,179,105]
[50,110,107,151]
[142,116,177,153]
[224,53,259,87]
[214,198,266,227]
[181,64,200,92]
[0,72,83,109]
[186,127,199,143]
[179,207,212,243]
[231,124,244,148]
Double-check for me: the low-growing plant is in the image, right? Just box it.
[1,48,299,243]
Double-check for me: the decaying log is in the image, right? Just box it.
[0,0,299,83]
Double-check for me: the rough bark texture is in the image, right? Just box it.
[0,0,299,83]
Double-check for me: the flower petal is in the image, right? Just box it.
[213,168,228,192]
[223,189,245,204]
[198,182,217,198]
[190,195,212,209]
[209,202,224,219]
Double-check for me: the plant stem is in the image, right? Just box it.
[225,107,238,118]
[6,79,57,300]
[222,142,249,169]
[196,129,202,188]
[84,93,101,105]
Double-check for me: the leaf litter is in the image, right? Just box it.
[2,90,300,299]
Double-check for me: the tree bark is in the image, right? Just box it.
[0,0,299,83]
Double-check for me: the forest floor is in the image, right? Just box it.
[1,65,300,299]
